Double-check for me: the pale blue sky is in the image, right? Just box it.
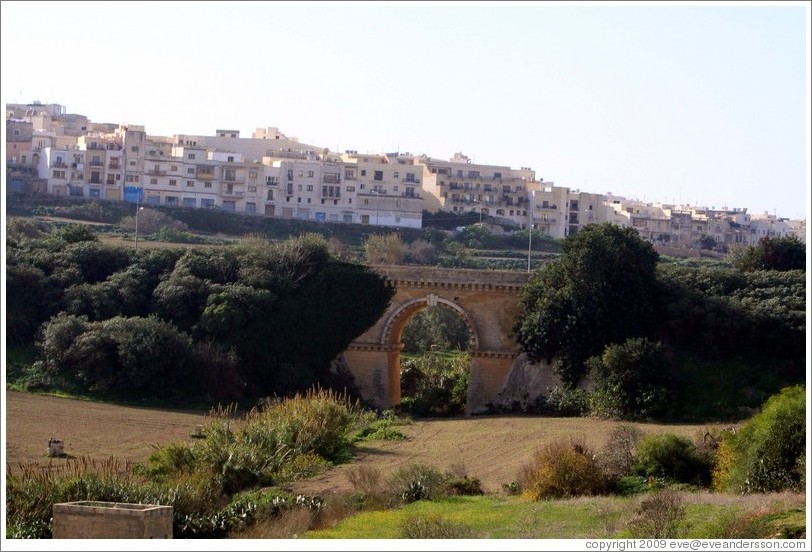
[2,1,809,220]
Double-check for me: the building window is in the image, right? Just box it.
[299,170,304,177]
[394,172,399,178]
[227,156,234,162]
[346,186,355,192]
[131,146,139,153]
[187,181,194,187]
[393,186,399,192]
[187,167,195,174]
[248,186,256,192]
[150,178,158,185]
[361,170,366,176]
[205,182,212,188]
[374,171,383,181]
[53,170,65,178]
[188,153,196,160]
[306,185,313,191]
[406,172,415,182]
[307,171,314,178]
[249,171,258,179]
[171,165,178,171]
[169,179,177,186]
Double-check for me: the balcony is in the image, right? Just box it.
[108,163,120,170]
[196,171,215,180]
[51,161,67,168]
[147,169,167,176]
[222,189,245,197]
[402,177,421,184]
[321,192,341,199]
[223,176,245,184]
[89,161,104,168]
[266,177,279,186]
[323,174,341,184]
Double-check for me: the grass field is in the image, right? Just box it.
[302,492,806,539]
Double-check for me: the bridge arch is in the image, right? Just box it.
[342,266,533,413]
[380,294,480,350]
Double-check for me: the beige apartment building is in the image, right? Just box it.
[419,152,536,228]
[9,101,806,240]
[336,152,423,228]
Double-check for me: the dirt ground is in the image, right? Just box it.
[4,391,710,494]
[4,391,209,472]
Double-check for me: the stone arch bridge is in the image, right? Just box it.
[342,265,536,414]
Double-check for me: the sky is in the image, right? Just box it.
[2,1,810,221]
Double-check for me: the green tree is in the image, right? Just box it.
[697,234,716,250]
[734,236,806,272]
[38,314,195,398]
[401,306,471,353]
[57,222,97,244]
[5,264,61,344]
[587,338,673,420]
[515,223,661,385]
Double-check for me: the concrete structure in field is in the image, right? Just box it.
[52,501,172,539]
[343,265,540,414]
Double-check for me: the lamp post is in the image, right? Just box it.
[134,203,144,251]
[369,188,384,226]
[527,198,534,273]
[472,199,485,223]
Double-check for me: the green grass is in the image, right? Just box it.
[305,493,806,539]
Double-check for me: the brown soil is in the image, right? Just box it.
[4,391,712,494]
[4,391,208,472]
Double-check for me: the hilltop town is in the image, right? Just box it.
[6,101,806,250]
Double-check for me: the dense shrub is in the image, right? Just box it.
[712,386,806,493]
[401,514,475,538]
[587,338,674,421]
[634,434,713,486]
[385,463,483,504]
[399,352,469,417]
[733,236,806,272]
[38,314,196,398]
[519,442,610,500]
[626,488,686,538]
[539,384,590,416]
[140,389,358,498]
[600,424,644,477]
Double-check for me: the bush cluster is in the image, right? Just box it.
[519,442,610,500]
[712,386,806,493]
[399,352,469,417]
[6,389,358,538]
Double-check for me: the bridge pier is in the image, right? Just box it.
[467,350,520,414]
[344,343,404,408]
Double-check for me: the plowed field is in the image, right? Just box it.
[4,391,715,494]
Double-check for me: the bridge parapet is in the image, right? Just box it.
[370,265,531,292]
